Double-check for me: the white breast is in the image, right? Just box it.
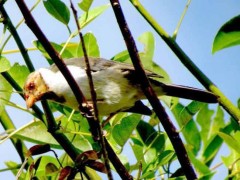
[39,66,142,115]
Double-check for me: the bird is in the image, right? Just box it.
[23,57,218,115]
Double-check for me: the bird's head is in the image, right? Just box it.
[23,71,49,109]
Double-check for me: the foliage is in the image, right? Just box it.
[0,1,239,180]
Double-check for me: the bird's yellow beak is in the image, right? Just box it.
[25,95,36,109]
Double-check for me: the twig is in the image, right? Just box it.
[172,0,192,39]
[0,4,34,72]
[110,0,197,179]
[69,1,113,179]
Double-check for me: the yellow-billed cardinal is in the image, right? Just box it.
[23,57,218,115]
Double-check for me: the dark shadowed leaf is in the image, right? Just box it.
[112,114,141,146]
[43,0,70,25]
[212,15,240,53]
[172,102,202,154]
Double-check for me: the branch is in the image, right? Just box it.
[109,0,197,179]
[69,1,113,179]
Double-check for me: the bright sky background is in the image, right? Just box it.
[0,0,240,179]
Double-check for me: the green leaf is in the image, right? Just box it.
[172,102,202,154]
[196,104,214,147]
[5,161,24,177]
[202,123,232,165]
[33,40,74,63]
[78,0,93,12]
[13,120,59,147]
[212,15,240,53]
[12,119,92,151]
[156,150,175,166]
[8,63,30,88]
[0,74,12,115]
[187,148,212,176]
[79,4,109,28]
[131,143,144,162]
[77,32,100,57]
[60,42,79,58]
[0,57,11,72]
[136,121,165,160]
[218,132,240,154]
[43,0,70,25]
[112,114,141,146]
[138,32,155,68]
[222,149,240,180]
[210,106,225,135]
[32,156,59,177]
[111,50,129,62]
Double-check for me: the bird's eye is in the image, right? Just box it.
[28,82,35,90]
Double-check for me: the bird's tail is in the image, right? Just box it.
[152,81,218,103]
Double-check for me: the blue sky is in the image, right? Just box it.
[0,0,240,179]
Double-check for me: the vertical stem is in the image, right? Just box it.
[110,0,197,179]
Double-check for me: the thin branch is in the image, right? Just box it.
[110,0,197,179]
[0,4,34,72]
[0,109,31,164]
[0,0,41,55]
[130,0,240,123]
[69,1,113,179]
[172,0,192,40]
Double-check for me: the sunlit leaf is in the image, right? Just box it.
[60,42,79,58]
[32,156,59,177]
[218,132,240,154]
[12,119,92,151]
[212,15,240,53]
[196,104,214,147]
[222,149,240,180]
[77,32,100,58]
[78,0,93,12]
[187,148,212,176]
[79,4,109,28]
[8,63,30,88]
[0,57,11,72]
[5,161,22,177]
[43,0,70,25]
[138,32,155,68]
[0,74,12,115]
[111,50,129,62]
